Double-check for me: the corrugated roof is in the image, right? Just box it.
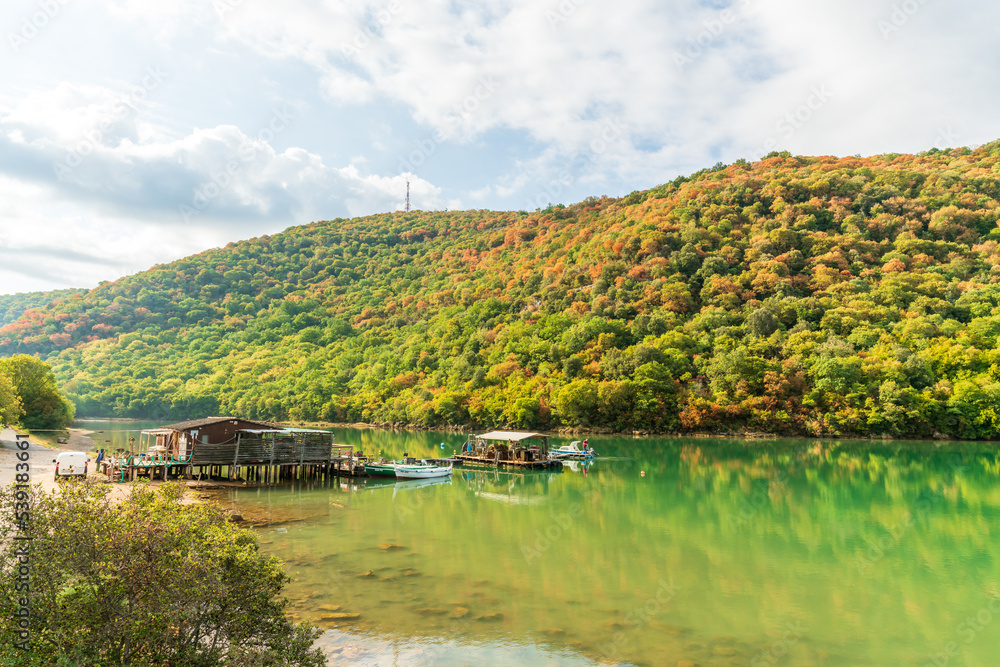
[152,416,276,431]
[476,431,547,442]
[239,428,332,434]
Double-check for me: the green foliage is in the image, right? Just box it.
[0,372,22,427]
[554,379,598,427]
[0,355,73,430]
[0,288,87,327]
[0,482,324,667]
[3,145,1000,436]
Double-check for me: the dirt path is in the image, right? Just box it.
[0,426,92,491]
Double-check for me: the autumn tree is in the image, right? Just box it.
[0,355,74,430]
[0,372,22,427]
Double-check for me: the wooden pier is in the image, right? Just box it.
[104,417,371,484]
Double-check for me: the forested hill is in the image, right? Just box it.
[0,288,87,327]
[4,144,1000,438]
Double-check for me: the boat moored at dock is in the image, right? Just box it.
[549,440,596,460]
[394,460,453,479]
[364,461,399,477]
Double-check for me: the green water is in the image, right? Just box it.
[219,431,1000,665]
[72,419,165,451]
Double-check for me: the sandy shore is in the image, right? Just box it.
[0,426,96,491]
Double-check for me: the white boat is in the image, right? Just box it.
[394,459,453,479]
[550,441,596,460]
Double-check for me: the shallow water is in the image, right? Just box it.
[219,430,1000,665]
[71,418,164,452]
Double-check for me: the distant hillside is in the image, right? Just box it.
[3,143,1000,438]
[0,288,88,327]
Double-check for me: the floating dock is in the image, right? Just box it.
[455,431,563,470]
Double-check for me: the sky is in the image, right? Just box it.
[0,0,998,294]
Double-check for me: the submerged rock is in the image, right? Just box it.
[474,612,503,622]
[414,608,449,616]
[449,607,470,619]
[652,622,688,636]
[321,612,361,622]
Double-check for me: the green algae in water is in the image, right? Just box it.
[225,431,1000,666]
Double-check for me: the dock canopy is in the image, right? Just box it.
[476,431,547,442]
[458,430,557,467]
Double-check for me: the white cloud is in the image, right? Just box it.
[0,80,445,293]
[0,0,998,291]
[0,175,215,294]
[196,0,1000,163]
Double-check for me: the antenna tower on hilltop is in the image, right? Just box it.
[405,180,410,213]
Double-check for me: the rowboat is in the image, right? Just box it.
[394,460,453,479]
[364,461,398,477]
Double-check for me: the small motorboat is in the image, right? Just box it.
[549,441,596,460]
[364,460,399,477]
[394,459,453,479]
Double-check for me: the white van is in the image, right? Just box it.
[54,452,88,480]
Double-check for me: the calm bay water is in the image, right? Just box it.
[81,422,1000,665]
[219,430,1000,666]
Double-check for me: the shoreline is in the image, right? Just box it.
[0,426,248,507]
[282,420,968,444]
[73,417,971,444]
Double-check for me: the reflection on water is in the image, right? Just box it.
[223,431,1000,666]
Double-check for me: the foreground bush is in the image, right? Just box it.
[0,481,324,667]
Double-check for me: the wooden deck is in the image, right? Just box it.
[104,442,370,483]
[454,453,562,469]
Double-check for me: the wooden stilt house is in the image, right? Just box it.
[134,417,335,482]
